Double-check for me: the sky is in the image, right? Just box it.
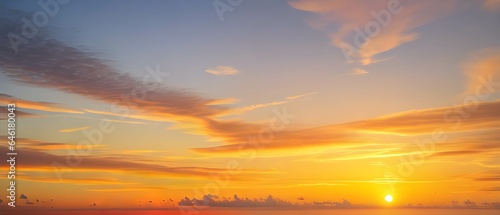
[0,0,499,210]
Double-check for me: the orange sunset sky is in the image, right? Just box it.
[0,0,499,210]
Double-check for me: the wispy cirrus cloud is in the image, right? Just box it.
[481,187,500,191]
[460,171,500,182]
[0,146,259,180]
[206,98,240,105]
[0,136,105,151]
[462,48,500,96]
[349,68,369,76]
[229,92,318,115]
[230,101,288,114]
[20,176,132,185]
[343,100,500,135]
[0,94,83,114]
[59,126,91,133]
[191,122,361,153]
[205,65,240,76]
[288,0,458,66]
[86,186,169,192]
[193,99,500,155]
[0,106,39,119]
[285,92,318,100]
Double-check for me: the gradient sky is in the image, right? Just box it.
[0,0,500,210]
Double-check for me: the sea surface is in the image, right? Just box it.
[1,208,499,215]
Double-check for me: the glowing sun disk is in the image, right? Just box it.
[385,194,393,203]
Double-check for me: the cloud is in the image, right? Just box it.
[0,136,104,150]
[1,8,300,155]
[462,48,500,96]
[457,171,500,183]
[205,66,240,76]
[100,119,147,125]
[483,0,500,11]
[481,187,500,191]
[0,8,241,141]
[286,92,318,100]
[343,100,500,135]
[206,98,240,105]
[463,199,477,208]
[179,194,294,207]
[191,121,362,153]
[229,92,317,115]
[288,0,458,66]
[0,94,83,114]
[87,186,168,192]
[193,99,500,155]
[230,101,288,114]
[21,176,132,185]
[0,106,39,119]
[312,199,352,207]
[0,145,259,180]
[350,68,369,75]
[178,194,354,208]
[430,150,482,157]
[472,171,500,182]
[59,126,91,133]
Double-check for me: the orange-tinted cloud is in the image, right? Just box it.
[206,98,240,105]
[481,187,500,191]
[192,120,362,153]
[0,94,83,114]
[59,126,91,133]
[462,48,500,96]
[0,106,39,119]
[344,100,500,135]
[349,68,369,76]
[20,176,131,185]
[230,101,288,114]
[205,65,240,76]
[463,171,500,182]
[193,99,500,154]
[0,145,262,180]
[0,136,104,151]
[285,92,318,100]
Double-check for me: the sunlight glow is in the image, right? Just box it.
[384,194,393,203]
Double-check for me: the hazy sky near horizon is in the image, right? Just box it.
[0,0,500,209]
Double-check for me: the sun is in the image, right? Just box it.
[384,194,393,203]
